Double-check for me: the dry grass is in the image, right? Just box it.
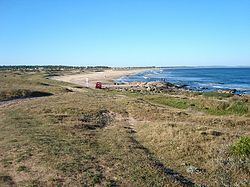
[0,70,76,101]
[0,70,249,186]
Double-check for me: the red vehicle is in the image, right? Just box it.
[95,82,102,89]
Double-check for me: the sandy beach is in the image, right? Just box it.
[52,68,150,88]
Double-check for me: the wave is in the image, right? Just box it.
[115,68,250,94]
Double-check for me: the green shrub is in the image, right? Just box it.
[0,89,31,101]
[230,136,250,157]
[202,92,233,98]
[217,102,230,110]
[207,108,227,115]
[17,165,29,172]
[206,101,248,116]
[227,101,248,115]
[147,97,189,109]
[0,89,53,101]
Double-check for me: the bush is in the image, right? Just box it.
[147,97,189,109]
[230,136,250,157]
[206,100,248,116]
[17,165,29,172]
[0,89,53,101]
[203,92,233,98]
[227,101,248,115]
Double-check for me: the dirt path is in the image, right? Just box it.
[128,119,197,186]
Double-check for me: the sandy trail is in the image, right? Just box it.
[52,69,150,88]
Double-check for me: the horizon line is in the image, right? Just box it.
[1,65,250,68]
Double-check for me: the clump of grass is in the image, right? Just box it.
[17,165,30,172]
[78,109,112,129]
[216,136,250,185]
[1,158,13,167]
[205,100,248,116]
[202,92,233,98]
[86,171,103,184]
[227,101,248,115]
[56,162,87,175]
[147,96,189,109]
[230,136,250,158]
[0,89,53,101]
[0,89,31,101]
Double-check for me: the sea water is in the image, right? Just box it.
[116,68,250,94]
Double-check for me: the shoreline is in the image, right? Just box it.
[52,68,249,95]
[51,68,152,88]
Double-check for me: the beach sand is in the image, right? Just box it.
[52,68,149,88]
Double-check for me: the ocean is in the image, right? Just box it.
[116,67,250,94]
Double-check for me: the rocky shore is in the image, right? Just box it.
[111,81,241,95]
[111,81,184,93]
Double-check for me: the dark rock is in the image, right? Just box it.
[177,112,188,116]
[176,84,188,89]
[0,175,15,186]
[200,132,208,135]
[163,82,175,87]
[210,131,223,136]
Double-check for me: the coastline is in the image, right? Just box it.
[115,67,250,95]
[52,67,250,95]
[0,68,249,186]
[51,68,151,88]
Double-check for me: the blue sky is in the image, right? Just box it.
[0,0,250,67]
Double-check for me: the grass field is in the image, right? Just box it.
[0,70,249,186]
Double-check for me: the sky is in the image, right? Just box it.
[0,0,250,67]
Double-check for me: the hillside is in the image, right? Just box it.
[0,69,249,186]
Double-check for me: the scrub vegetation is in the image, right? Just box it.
[0,69,249,186]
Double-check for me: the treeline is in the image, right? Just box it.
[0,65,111,71]
[0,65,156,71]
